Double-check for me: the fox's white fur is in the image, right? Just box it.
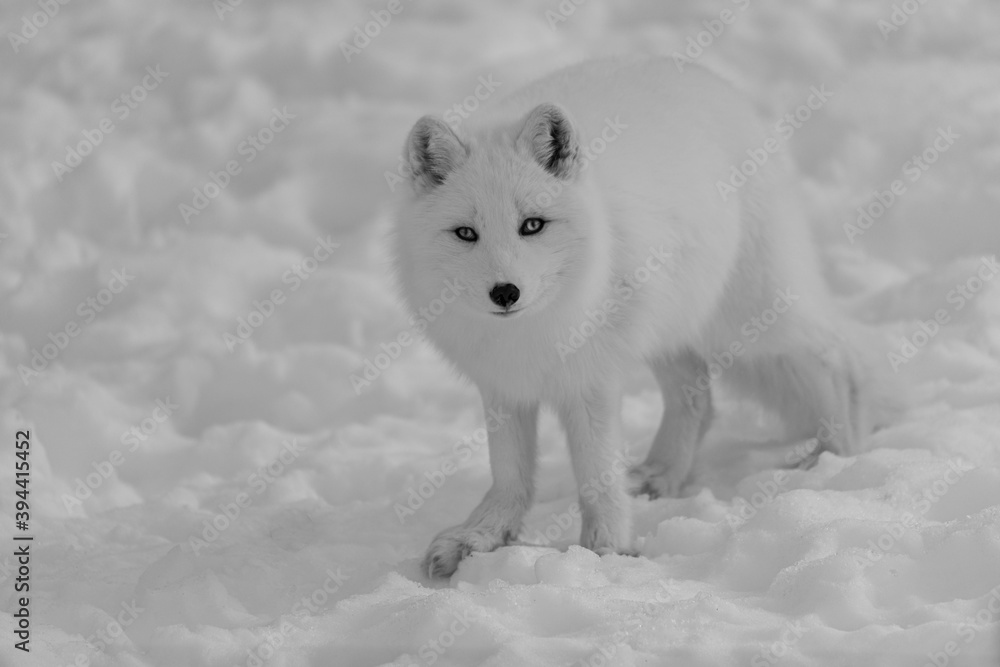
[394,56,882,578]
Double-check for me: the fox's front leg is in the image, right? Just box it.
[423,395,538,578]
[558,383,634,556]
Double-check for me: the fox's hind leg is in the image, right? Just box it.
[630,348,714,499]
[728,335,865,468]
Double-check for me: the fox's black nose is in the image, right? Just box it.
[489,283,520,308]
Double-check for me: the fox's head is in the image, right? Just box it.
[394,103,609,324]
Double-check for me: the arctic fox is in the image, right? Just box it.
[394,56,877,578]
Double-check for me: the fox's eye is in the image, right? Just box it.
[454,226,478,242]
[519,217,546,236]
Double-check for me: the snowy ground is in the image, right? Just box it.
[1,0,1000,665]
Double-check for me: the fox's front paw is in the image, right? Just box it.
[423,525,515,578]
[784,438,827,470]
[593,545,640,558]
[628,462,687,499]
[579,512,634,558]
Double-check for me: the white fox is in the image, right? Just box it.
[394,56,882,578]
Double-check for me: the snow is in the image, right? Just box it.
[1,0,999,665]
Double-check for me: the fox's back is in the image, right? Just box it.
[474,56,766,200]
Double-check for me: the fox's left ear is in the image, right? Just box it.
[404,116,468,194]
[517,103,582,180]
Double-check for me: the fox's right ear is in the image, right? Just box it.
[517,103,582,180]
[403,116,468,194]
